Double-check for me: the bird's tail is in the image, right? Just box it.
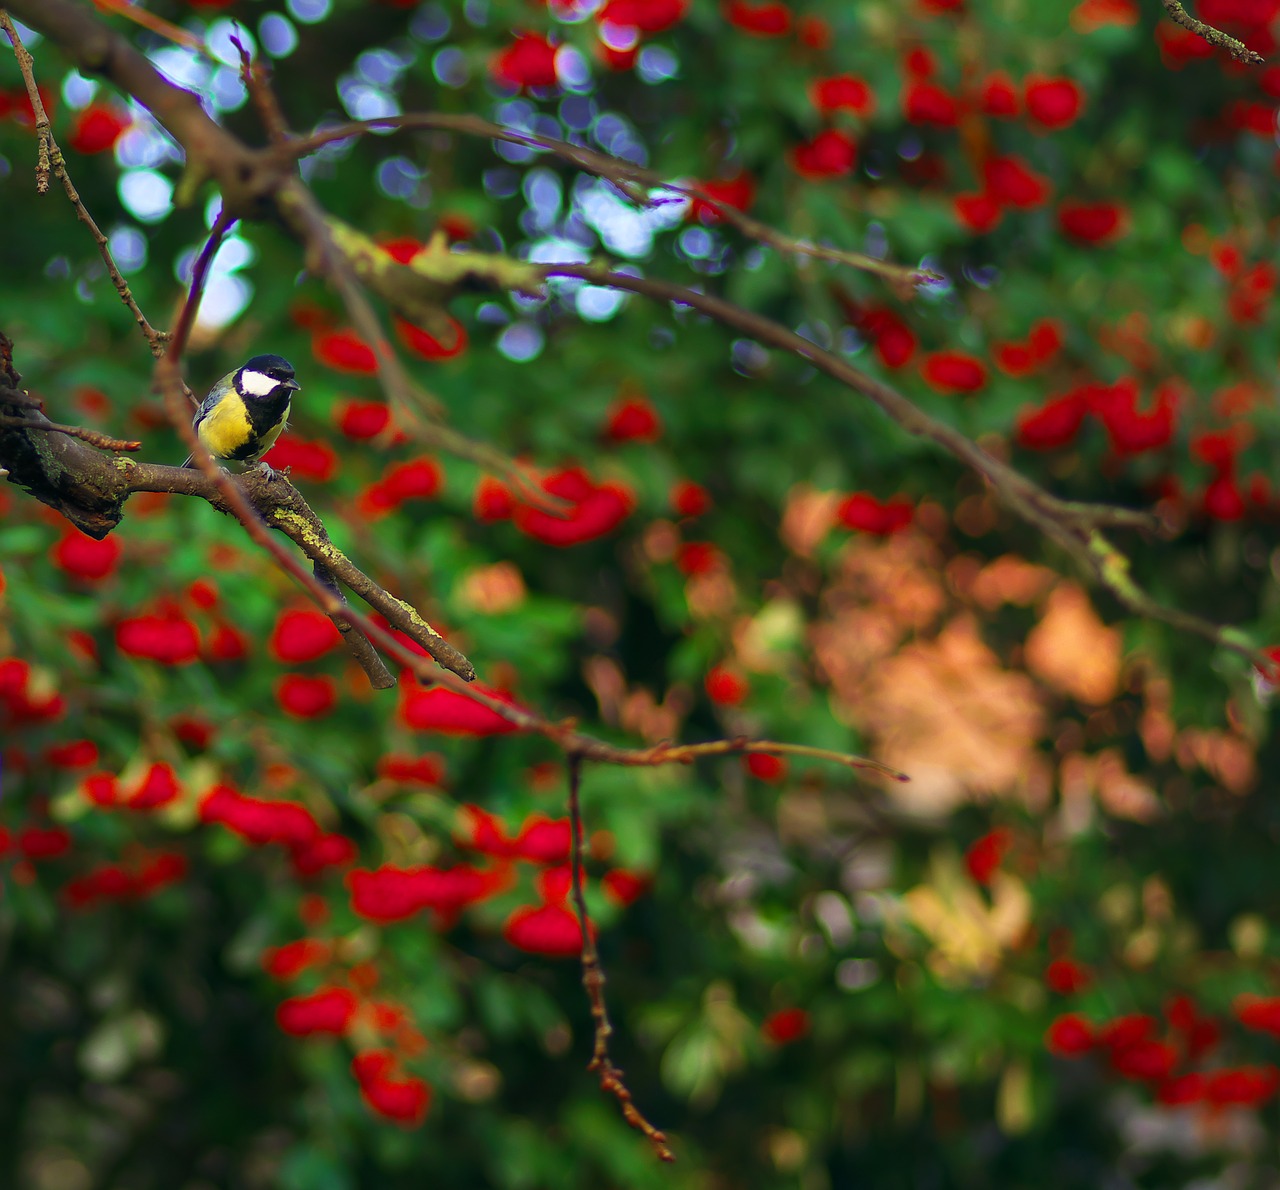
[181,454,194,468]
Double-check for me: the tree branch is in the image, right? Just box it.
[541,261,1259,665]
[1159,0,1265,64]
[0,414,140,452]
[567,755,674,1163]
[283,113,939,290]
[270,180,565,512]
[1,9,168,355]
[4,0,286,219]
[3,323,905,817]
[7,0,1263,705]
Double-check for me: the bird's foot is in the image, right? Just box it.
[257,461,280,482]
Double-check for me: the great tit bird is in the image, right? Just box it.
[182,354,300,472]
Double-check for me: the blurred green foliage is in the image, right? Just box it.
[5,1,1280,1188]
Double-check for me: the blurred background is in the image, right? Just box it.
[4,0,1280,1186]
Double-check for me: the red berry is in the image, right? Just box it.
[762,1008,810,1045]
[276,674,338,719]
[68,104,129,154]
[705,664,749,706]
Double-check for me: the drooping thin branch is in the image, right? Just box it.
[282,113,938,289]
[1159,0,1265,64]
[0,414,140,451]
[541,261,1255,664]
[567,755,674,1163]
[1,10,168,356]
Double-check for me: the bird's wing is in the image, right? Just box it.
[191,372,237,430]
[182,372,237,467]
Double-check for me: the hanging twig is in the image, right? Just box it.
[1,11,169,356]
[567,755,674,1163]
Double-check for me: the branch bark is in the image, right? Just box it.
[0,333,474,684]
[1159,0,1265,64]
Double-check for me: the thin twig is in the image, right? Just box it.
[273,180,568,513]
[1159,0,1265,64]
[232,30,289,145]
[165,207,237,369]
[567,755,674,1163]
[92,0,208,54]
[641,738,907,781]
[281,113,935,289]
[0,11,49,192]
[0,11,169,356]
[310,559,395,689]
[0,415,141,451]
[277,180,444,418]
[541,261,1253,664]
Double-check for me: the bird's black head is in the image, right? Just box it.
[238,354,300,398]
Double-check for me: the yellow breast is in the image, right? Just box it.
[198,394,254,460]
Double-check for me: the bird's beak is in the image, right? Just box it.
[283,378,301,391]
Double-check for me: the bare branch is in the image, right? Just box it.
[0,11,49,192]
[568,756,674,1163]
[149,211,478,687]
[3,329,910,771]
[283,113,936,289]
[1159,0,1265,64]
[0,415,141,452]
[5,0,285,220]
[232,30,290,145]
[275,180,445,421]
[1,10,168,356]
[272,180,564,512]
[163,206,237,376]
[539,260,1255,665]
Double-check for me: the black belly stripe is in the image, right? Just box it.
[233,390,291,460]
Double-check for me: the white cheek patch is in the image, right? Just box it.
[239,369,278,397]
